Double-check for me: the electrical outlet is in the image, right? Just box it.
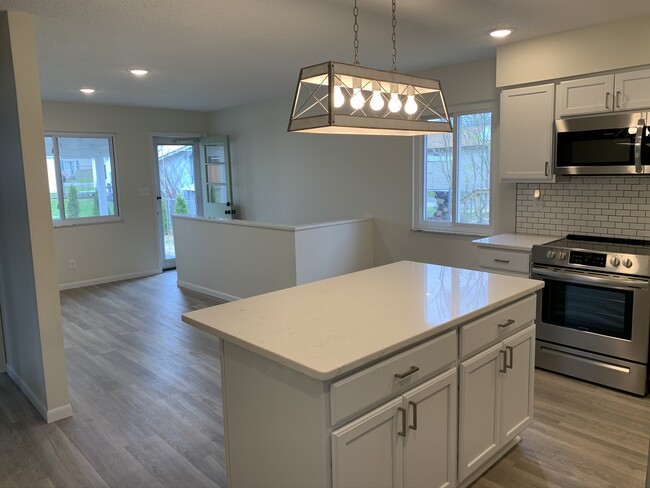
[533,189,543,207]
[68,259,76,270]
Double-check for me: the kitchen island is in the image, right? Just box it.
[183,261,544,488]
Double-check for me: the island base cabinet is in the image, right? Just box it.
[458,324,536,483]
[332,368,457,488]
[501,325,535,445]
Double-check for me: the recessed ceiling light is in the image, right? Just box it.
[79,88,96,94]
[490,28,512,38]
[129,69,149,76]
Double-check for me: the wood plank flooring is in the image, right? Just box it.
[0,270,649,487]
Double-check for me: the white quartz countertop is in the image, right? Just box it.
[182,261,544,381]
[472,233,556,252]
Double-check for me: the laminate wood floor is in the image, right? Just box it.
[0,271,649,487]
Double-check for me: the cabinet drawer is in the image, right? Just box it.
[477,248,530,275]
[460,295,536,359]
[330,330,457,425]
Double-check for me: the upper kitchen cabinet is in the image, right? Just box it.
[557,68,650,117]
[500,84,555,181]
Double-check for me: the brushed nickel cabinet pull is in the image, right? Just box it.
[494,259,510,264]
[394,366,419,379]
[398,407,407,437]
[545,161,549,176]
[408,401,418,431]
[506,345,514,369]
[499,350,507,373]
[498,319,515,328]
[616,90,621,108]
[605,91,611,109]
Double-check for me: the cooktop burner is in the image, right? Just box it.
[546,234,650,256]
[532,234,650,276]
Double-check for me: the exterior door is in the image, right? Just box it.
[200,136,233,219]
[331,397,404,488]
[153,136,202,269]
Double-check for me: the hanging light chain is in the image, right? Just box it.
[353,0,360,65]
[391,0,397,72]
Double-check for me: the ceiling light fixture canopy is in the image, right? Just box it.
[288,0,452,136]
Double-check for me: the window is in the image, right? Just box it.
[413,104,494,234]
[45,133,119,225]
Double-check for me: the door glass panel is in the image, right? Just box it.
[157,144,198,262]
[540,278,633,339]
[205,144,228,204]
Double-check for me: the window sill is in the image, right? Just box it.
[53,217,124,228]
[411,227,493,238]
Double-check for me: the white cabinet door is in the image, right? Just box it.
[556,75,614,117]
[332,397,404,488]
[458,342,502,481]
[500,324,536,446]
[403,369,457,488]
[500,84,555,181]
[615,69,650,111]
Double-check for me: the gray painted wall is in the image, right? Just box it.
[0,11,70,420]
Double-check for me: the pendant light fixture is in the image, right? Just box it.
[288,0,452,136]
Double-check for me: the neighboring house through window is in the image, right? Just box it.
[413,102,495,235]
[45,133,120,226]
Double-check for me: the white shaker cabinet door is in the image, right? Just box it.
[556,75,614,117]
[615,69,650,111]
[403,369,457,488]
[458,342,503,482]
[500,324,536,446]
[500,84,555,181]
[332,397,404,488]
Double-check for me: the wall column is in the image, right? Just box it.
[0,10,71,422]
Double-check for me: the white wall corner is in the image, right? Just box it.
[7,364,73,423]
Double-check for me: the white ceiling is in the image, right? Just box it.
[2,0,650,112]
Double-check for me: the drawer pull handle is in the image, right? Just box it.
[499,350,507,373]
[498,319,515,328]
[494,259,511,264]
[408,401,418,431]
[398,407,407,437]
[506,345,514,369]
[394,366,419,379]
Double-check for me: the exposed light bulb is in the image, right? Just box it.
[404,95,418,115]
[370,90,385,111]
[333,85,345,108]
[350,88,365,110]
[388,93,402,113]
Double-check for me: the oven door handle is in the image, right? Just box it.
[634,118,645,173]
[531,267,650,289]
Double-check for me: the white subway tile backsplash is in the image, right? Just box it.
[516,177,650,239]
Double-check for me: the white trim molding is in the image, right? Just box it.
[6,365,73,423]
[59,269,160,291]
[177,280,241,302]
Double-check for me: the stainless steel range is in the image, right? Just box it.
[531,234,650,395]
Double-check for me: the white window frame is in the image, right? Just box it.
[413,101,496,236]
[46,132,121,227]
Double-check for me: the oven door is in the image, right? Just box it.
[531,266,650,363]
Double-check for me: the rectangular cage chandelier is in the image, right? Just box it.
[288,61,452,136]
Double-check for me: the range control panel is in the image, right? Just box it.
[568,251,607,268]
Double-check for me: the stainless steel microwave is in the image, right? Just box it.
[555,111,650,175]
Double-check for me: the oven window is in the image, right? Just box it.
[540,278,633,339]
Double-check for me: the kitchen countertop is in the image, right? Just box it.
[473,233,556,252]
[182,261,543,381]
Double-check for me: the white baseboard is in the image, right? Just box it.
[59,269,161,291]
[6,365,73,423]
[177,280,240,302]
